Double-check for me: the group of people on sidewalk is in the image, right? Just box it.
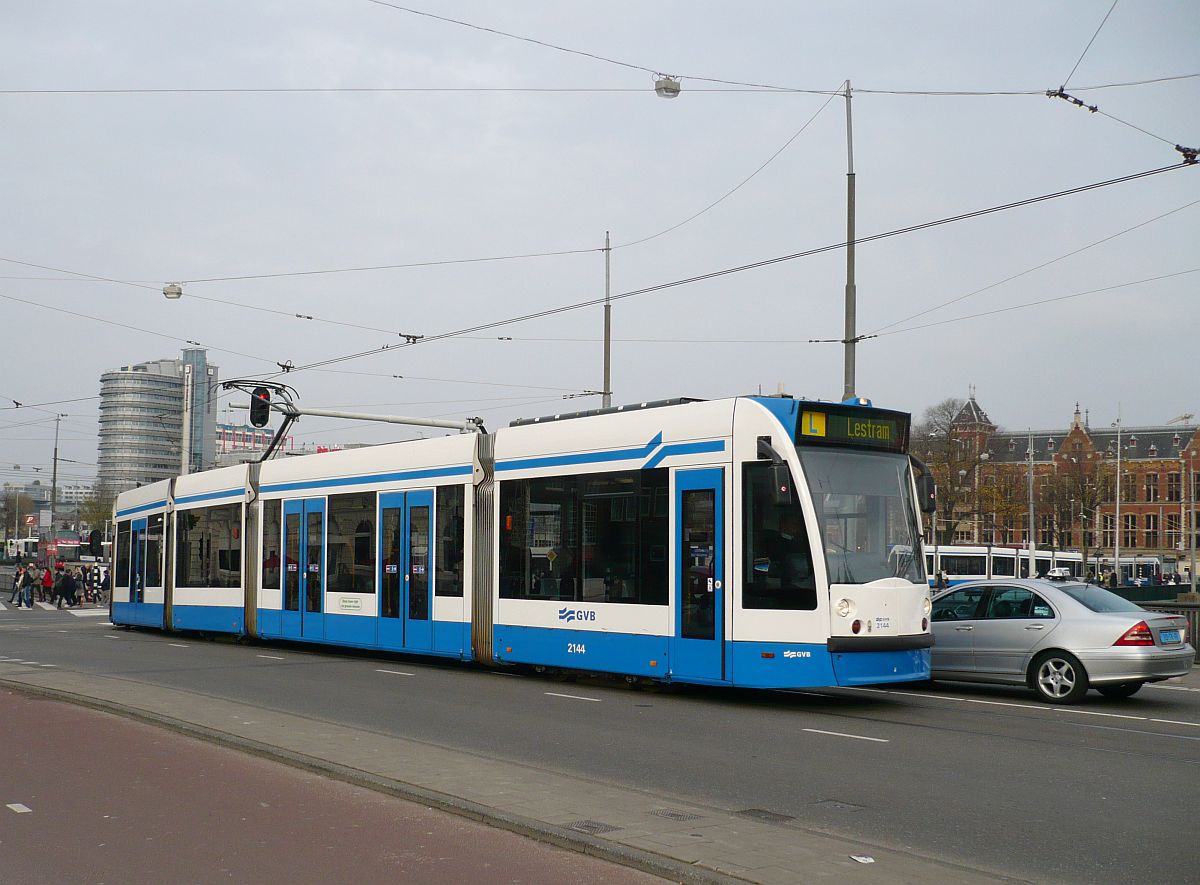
[7,562,108,610]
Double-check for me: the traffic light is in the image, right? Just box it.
[249,387,271,428]
[89,529,103,557]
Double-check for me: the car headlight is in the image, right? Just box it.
[835,598,856,619]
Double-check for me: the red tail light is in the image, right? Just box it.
[1114,621,1155,646]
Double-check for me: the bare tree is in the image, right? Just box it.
[912,398,996,544]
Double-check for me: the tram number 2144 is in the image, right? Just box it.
[567,643,587,654]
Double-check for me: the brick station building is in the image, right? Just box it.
[933,395,1200,581]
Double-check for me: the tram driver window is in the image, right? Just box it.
[742,462,817,610]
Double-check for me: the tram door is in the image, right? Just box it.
[672,468,725,683]
[282,499,325,640]
[379,490,433,652]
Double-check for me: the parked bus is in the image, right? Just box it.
[111,395,937,689]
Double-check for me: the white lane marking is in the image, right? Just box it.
[69,610,109,618]
[1068,722,1200,742]
[849,686,1045,710]
[103,635,120,639]
[489,670,520,676]
[1147,684,1200,693]
[376,669,414,677]
[6,804,32,813]
[1053,709,1147,721]
[961,697,1046,711]
[545,691,601,703]
[38,664,56,668]
[0,602,6,610]
[1150,718,1200,729]
[803,728,889,743]
[167,643,188,648]
[35,602,55,611]
[256,654,286,660]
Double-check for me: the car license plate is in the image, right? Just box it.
[1160,629,1181,644]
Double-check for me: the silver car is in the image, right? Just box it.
[930,579,1193,704]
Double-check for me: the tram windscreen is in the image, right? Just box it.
[799,448,925,585]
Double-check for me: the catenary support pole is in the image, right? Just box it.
[603,231,612,409]
[843,80,857,402]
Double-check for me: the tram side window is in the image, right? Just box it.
[940,555,986,577]
[145,514,164,587]
[262,501,282,591]
[115,521,131,588]
[742,462,817,610]
[991,555,1016,577]
[327,493,375,594]
[435,485,465,597]
[498,468,668,605]
[176,504,243,588]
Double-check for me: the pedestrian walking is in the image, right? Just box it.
[99,568,110,605]
[8,565,24,607]
[56,568,78,609]
[40,565,53,602]
[21,566,36,608]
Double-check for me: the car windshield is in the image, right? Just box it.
[1057,584,1145,613]
[798,447,925,585]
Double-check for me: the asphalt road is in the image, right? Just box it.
[2,606,1198,883]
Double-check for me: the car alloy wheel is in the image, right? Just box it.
[1031,651,1089,704]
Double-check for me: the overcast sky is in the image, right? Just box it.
[2,1,1197,488]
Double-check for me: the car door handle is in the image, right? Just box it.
[1024,624,1046,630]
[955,625,973,632]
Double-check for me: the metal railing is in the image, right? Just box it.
[1141,602,1200,662]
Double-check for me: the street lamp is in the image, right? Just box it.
[654,75,681,98]
[1112,416,1122,585]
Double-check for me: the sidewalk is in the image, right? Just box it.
[0,660,1018,884]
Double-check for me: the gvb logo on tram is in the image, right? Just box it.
[558,608,597,623]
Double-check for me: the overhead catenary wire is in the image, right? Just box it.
[2,73,1197,97]
[277,160,1194,376]
[876,267,1200,338]
[868,197,1200,335]
[1063,0,1121,88]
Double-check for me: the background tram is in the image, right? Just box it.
[111,395,937,690]
[926,545,1085,587]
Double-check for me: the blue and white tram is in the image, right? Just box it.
[110,396,935,689]
[927,545,1086,586]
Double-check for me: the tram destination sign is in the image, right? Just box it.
[794,404,910,453]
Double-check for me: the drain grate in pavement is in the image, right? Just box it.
[737,808,796,824]
[567,819,622,835]
[812,799,865,812]
[651,808,703,822]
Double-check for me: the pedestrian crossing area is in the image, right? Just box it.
[0,600,108,617]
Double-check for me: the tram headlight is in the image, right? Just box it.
[923,596,932,617]
[835,598,855,619]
